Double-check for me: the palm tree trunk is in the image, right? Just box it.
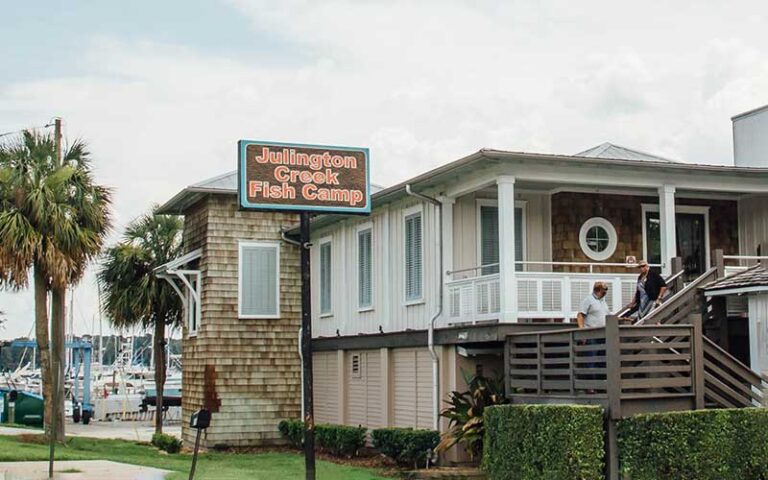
[33,266,53,436]
[154,319,166,435]
[51,286,67,442]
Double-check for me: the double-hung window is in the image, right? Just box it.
[358,226,373,310]
[404,209,423,302]
[238,241,280,318]
[320,240,332,315]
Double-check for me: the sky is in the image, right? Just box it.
[1,0,768,339]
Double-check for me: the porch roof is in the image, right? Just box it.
[704,265,768,296]
[158,147,768,218]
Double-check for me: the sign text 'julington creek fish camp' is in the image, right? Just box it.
[238,140,370,214]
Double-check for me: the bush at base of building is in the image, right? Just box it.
[315,424,367,457]
[278,419,366,457]
[151,433,182,454]
[482,404,604,480]
[371,428,440,469]
[618,408,768,480]
[278,419,304,448]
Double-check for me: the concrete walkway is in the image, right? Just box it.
[0,421,181,443]
[0,460,171,480]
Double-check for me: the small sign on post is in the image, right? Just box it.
[238,140,371,480]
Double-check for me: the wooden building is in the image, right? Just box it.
[157,176,302,448]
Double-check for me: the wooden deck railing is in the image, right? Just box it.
[506,316,703,416]
[703,336,767,408]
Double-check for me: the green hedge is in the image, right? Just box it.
[315,423,367,457]
[151,433,182,454]
[618,408,768,480]
[278,419,366,457]
[278,419,304,449]
[372,428,440,468]
[482,405,604,480]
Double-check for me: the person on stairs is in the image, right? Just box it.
[625,259,667,322]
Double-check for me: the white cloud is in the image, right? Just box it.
[2,1,768,338]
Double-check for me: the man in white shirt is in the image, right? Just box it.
[577,281,610,328]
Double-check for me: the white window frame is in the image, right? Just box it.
[579,217,618,261]
[403,205,425,306]
[357,222,374,312]
[237,240,281,319]
[641,203,711,267]
[475,199,528,271]
[319,236,333,317]
[186,272,202,336]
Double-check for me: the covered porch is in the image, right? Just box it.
[438,165,752,326]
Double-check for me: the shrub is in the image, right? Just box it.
[482,404,604,480]
[278,419,304,448]
[151,433,182,454]
[437,370,508,459]
[315,424,367,457]
[372,427,440,469]
[618,408,768,480]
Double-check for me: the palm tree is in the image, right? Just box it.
[0,130,111,440]
[98,208,183,434]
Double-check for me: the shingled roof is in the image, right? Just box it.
[704,265,768,295]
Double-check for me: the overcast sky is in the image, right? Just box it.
[1,0,767,339]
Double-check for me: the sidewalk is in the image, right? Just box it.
[0,460,170,480]
[0,421,181,443]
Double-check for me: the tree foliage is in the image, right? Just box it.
[98,209,183,330]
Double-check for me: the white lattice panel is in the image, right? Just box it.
[517,280,539,312]
[541,280,563,313]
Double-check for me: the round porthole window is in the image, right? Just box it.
[579,217,617,261]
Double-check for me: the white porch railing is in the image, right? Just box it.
[723,255,767,277]
[446,264,640,323]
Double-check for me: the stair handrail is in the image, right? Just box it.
[637,267,718,325]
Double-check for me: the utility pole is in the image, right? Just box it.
[300,212,316,480]
[48,117,64,478]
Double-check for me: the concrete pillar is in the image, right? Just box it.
[497,176,517,322]
[659,185,677,276]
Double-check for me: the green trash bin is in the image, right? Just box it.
[13,391,44,426]
[0,390,6,423]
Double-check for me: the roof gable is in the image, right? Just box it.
[576,142,680,163]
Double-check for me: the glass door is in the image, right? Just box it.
[644,210,707,281]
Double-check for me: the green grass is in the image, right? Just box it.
[0,435,388,480]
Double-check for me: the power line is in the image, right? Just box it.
[0,122,56,139]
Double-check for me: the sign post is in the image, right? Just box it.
[238,141,370,480]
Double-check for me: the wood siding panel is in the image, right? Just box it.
[181,195,301,449]
[313,352,339,424]
[393,348,433,429]
[345,350,383,428]
[311,199,440,337]
[739,196,768,258]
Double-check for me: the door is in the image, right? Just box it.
[644,210,707,281]
[676,213,706,280]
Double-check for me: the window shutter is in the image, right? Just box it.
[405,212,423,301]
[480,206,500,275]
[358,229,373,308]
[320,242,332,314]
[240,244,279,317]
[514,206,524,271]
[480,205,523,274]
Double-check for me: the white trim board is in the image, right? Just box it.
[705,286,768,297]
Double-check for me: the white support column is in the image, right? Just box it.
[497,176,517,322]
[439,196,455,322]
[659,185,677,275]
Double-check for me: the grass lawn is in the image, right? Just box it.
[0,434,388,480]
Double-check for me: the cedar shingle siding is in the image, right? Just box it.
[180,195,301,448]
